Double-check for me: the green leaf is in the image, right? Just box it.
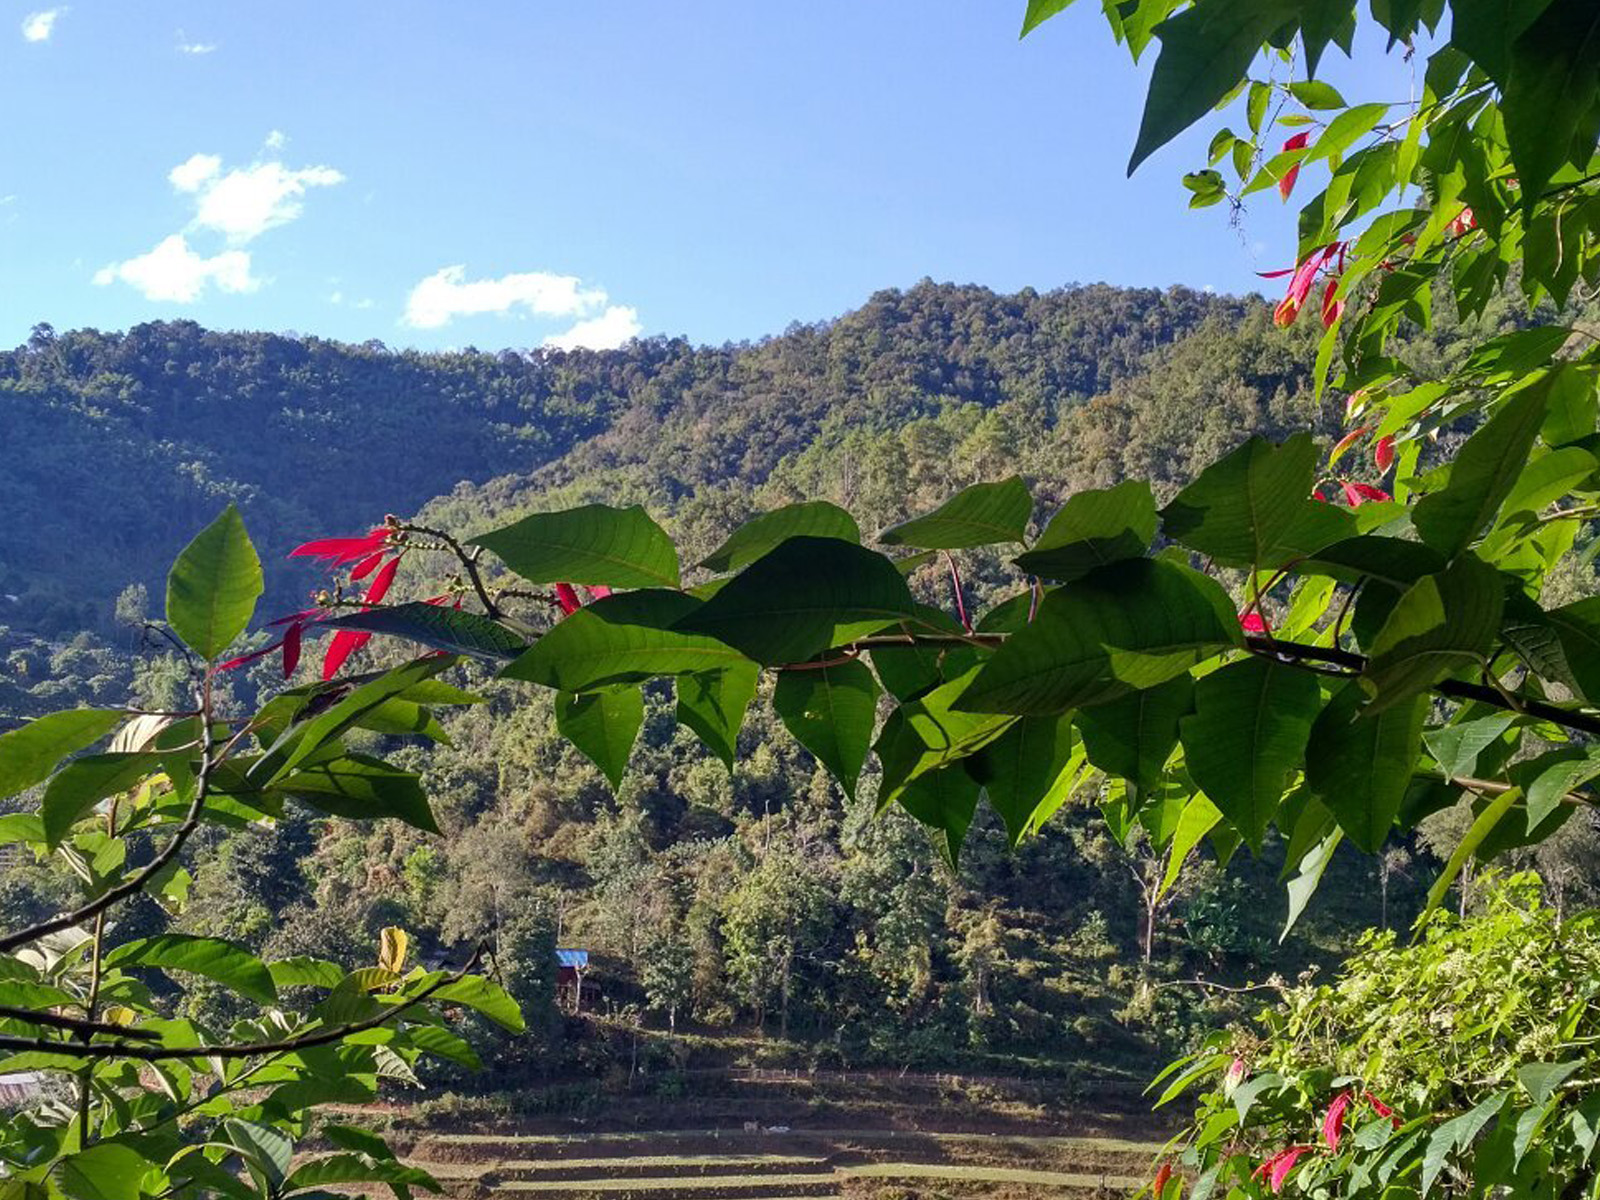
[1362,554,1505,709]
[1289,78,1346,108]
[1515,746,1600,829]
[1162,794,1222,898]
[0,812,44,845]
[504,589,753,691]
[283,1152,440,1195]
[956,558,1241,714]
[224,1119,293,1192]
[700,501,861,571]
[0,708,125,800]
[1424,707,1516,779]
[1129,0,1298,174]
[1020,0,1073,36]
[40,752,160,848]
[1537,596,1600,702]
[1302,535,1447,589]
[1421,1092,1508,1195]
[875,669,1015,803]
[165,504,263,661]
[1160,434,1355,567]
[1519,1060,1583,1105]
[471,503,680,588]
[896,761,981,868]
[555,687,644,791]
[965,713,1078,845]
[1423,788,1523,923]
[278,754,439,832]
[676,663,759,769]
[107,934,276,1004]
[1500,0,1600,210]
[1014,480,1158,581]
[879,476,1033,549]
[427,973,525,1031]
[1412,372,1555,556]
[321,602,529,660]
[1282,829,1342,939]
[56,1143,155,1200]
[1306,682,1427,852]
[322,1124,398,1160]
[1076,675,1193,795]
[675,537,917,666]
[254,655,455,783]
[773,659,880,800]
[268,956,345,989]
[1181,658,1323,850]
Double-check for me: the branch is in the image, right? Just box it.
[0,950,482,1063]
[397,522,500,618]
[0,1006,160,1040]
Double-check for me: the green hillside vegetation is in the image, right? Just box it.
[7,278,1593,1103]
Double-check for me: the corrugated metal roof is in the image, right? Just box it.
[555,948,589,968]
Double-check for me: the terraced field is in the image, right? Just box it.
[397,1127,1160,1199]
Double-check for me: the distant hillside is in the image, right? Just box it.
[1,282,1262,632]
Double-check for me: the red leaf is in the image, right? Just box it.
[1254,1147,1312,1194]
[1320,277,1344,327]
[282,621,303,678]
[1240,611,1268,634]
[217,642,279,672]
[289,528,388,565]
[1330,426,1370,464]
[1374,436,1396,473]
[1364,1090,1402,1127]
[584,585,613,601]
[1278,131,1311,200]
[364,554,403,603]
[322,629,371,680]
[1274,296,1302,327]
[1323,1091,1352,1152]
[554,582,582,615]
[1153,1162,1172,1197]
[349,550,387,580]
[1341,480,1390,506]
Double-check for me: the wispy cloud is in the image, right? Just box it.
[544,305,643,351]
[21,8,64,42]
[176,30,216,54]
[402,265,614,331]
[93,235,257,303]
[95,142,342,303]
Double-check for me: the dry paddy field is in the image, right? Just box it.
[395,1127,1161,1200]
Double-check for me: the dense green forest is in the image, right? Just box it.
[4,279,1595,1099]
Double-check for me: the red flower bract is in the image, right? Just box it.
[1255,1146,1313,1194]
[554,583,582,615]
[289,527,389,567]
[1240,611,1267,634]
[1341,480,1391,506]
[1278,131,1311,200]
[1322,1091,1352,1152]
[320,552,405,680]
[1152,1162,1172,1197]
[1374,435,1396,473]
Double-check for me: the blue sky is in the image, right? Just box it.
[0,2,1418,352]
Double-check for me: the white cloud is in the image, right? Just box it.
[189,160,344,243]
[264,130,287,150]
[168,153,221,193]
[176,30,216,54]
[544,305,643,351]
[93,235,257,303]
[21,8,63,41]
[402,265,611,330]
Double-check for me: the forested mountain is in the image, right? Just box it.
[6,278,1589,1095]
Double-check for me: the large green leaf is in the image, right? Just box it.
[276,754,438,832]
[427,973,525,1031]
[1129,0,1299,174]
[321,603,529,660]
[503,589,752,690]
[956,558,1240,714]
[700,501,861,571]
[773,659,880,800]
[555,687,643,791]
[879,477,1033,549]
[40,752,160,848]
[0,708,125,800]
[1181,658,1323,851]
[1534,595,1600,702]
[875,669,1015,804]
[675,536,917,665]
[282,1152,440,1196]
[1076,674,1194,795]
[1362,553,1505,709]
[965,713,1078,845]
[1014,480,1158,582]
[676,662,759,769]
[56,1143,156,1200]
[471,503,680,588]
[107,934,276,1003]
[166,504,263,661]
[1160,434,1355,567]
[1499,0,1600,211]
[1305,682,1427,852]
[253,655,455,783]
[896,761,982,867]
[1412,372,1554,556]
[1300,535,1447,589]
